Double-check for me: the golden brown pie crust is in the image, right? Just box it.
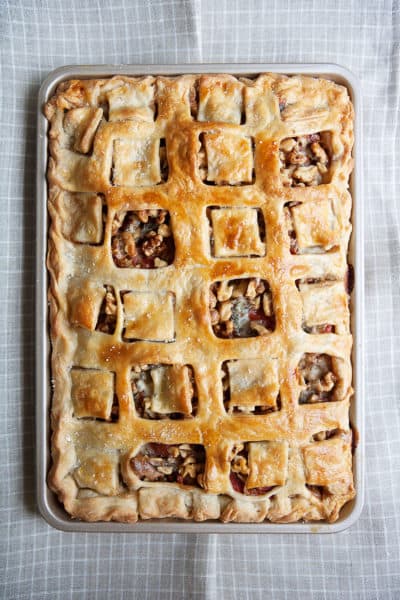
[45,73,355,523]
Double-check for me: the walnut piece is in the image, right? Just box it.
[298,353,338,404]
[279,133,331,187]
[111,210,174,268]
[96,286,117,334]
[130,443,205,487]
[210,278,275,338]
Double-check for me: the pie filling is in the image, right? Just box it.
[312,428,342,442]
[95,285,117,334]
[303,324,335,334]
[111,209,174,268]
[109,395,119,421]
[210,278,275,338]
[298,353,337,403]
[229,443,277,496]
[284,202,302,254]
[279,133,331,187]
[159,139,168,181]
[189,81,199,119]
[131,364,197,419]
[198,136,208,181]
[130,443,205,487]
[345,265,355,294]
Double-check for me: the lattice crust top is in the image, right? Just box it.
[45,73,355,524]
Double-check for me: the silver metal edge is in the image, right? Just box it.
[36,78,49,526]
[36,63,364,533]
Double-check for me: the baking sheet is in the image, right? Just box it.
[36,63,364,533]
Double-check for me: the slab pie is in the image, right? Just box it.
[45,72,355,523]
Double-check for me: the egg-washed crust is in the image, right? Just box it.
[45,73,355,524]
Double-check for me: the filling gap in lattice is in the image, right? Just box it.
[130,443,205,487]
[210,278,275,338]
[285,201,301,254]
[95,285,117,334]
[110,394,119,422]
[279,132,332,187]
[159,138,168,182]
[153,93,159,121]
[189,80,199,119]
[312,428,342,442]
[297,353,338,404]
[238,86,246,125]
[345,265,355,294]
[111,209,174,268]
[198,132,209,182]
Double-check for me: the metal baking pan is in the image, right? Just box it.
[36,63,364,533]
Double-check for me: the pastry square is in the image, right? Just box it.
[46,72,354,524]
[112,138,161,186]
[150,365,193,415]
[68,283,106,331]
[63,107,103,154]
[107,79,155,122]
[198,75,243,124]
[123,291,175,341]
[131,364,196,418]
[210,207,265,257]
[290,198,340,251]
[73,453,120,495]
[303,436,353,487]
[71,368,115,420]
[226,358,279,412]
[202,132,253,185]
[247,441,289,489]
[61,192,103,244]
[298,280,350,334]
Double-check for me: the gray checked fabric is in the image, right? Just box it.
[1,1,399,598]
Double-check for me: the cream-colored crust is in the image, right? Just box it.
[113,137,161,187]
[45,73,355,524]
[299,280,350,334]
[247,441,289,488]
[303,435,353,488]
[211,207,265,257]
[123,291,175,341]
[227,358,279,410]
[203,132,253,184]
[290,197,344,251]
[150,365,193,415]
[71,368,114,420]
[61,192,103,244]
